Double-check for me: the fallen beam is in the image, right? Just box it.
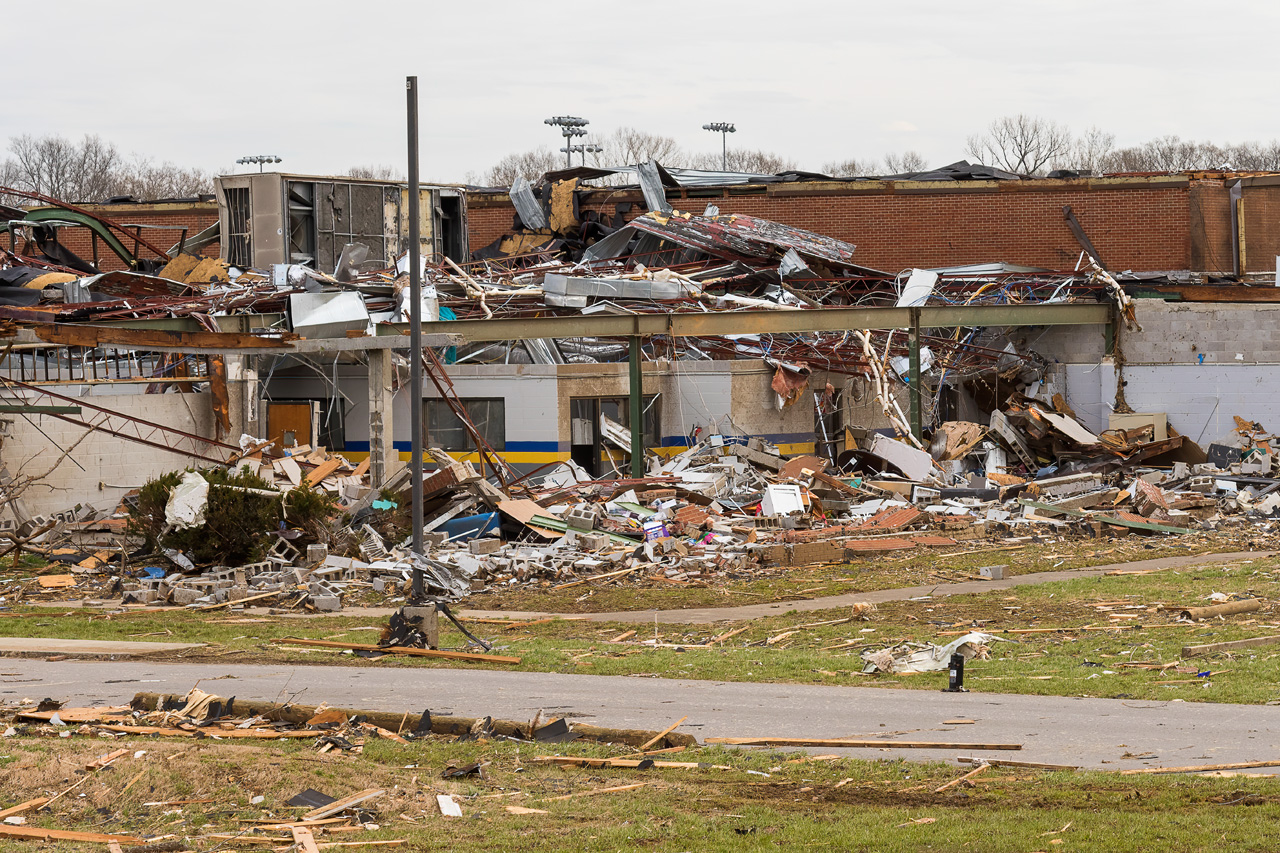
[705,737,1021,750]
[1178,599,1262,621]
[1182,634,1280,658]
[32,323,293,351]
[957,757,1078,771]
[271,637,520,664]
[1121,760,1280,775]
[128,693,698,749]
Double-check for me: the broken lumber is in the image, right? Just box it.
[1181,634,1280,658]
[957,757,1078,771]
[935,761,990,792]
[638,716,688,752]
[301,788,385,820]
[0,797,48,818]
[531,756,727,770]
[1016,499,1192,534]
[97,724,318,739]
[544,783,647,801]
[1121,760,1280,775]
[292,826,323,853]
[0,826,143,843]
[271,637,520,664]
[1178,599,1262,621]
[705,737,1021,750]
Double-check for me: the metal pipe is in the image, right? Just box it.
[407,75,425,602]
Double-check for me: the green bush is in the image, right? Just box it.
[129,467,338,567]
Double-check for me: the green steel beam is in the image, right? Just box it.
[628,336,644,478]
[0,209,138,269]
[907,306,922,441]
[383,302,1110,343]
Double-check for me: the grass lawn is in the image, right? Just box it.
[2,732,1279,852]
[1,553,1279,704]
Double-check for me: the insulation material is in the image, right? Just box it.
[164,471,209,530]
[862,632,1000,674]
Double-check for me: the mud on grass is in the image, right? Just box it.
[4,735,1280,852]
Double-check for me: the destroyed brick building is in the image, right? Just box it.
[1,158,1279,612]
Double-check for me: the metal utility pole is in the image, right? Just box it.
[701,122,736,170]
[407,76,425,602]
[560,143,603,166]
[545,116,589,167]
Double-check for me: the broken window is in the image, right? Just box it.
[317,397,345,453]
[224,187,252,268]
[426,398,505,452]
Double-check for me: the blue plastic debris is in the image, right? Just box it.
[372,499,397,511]
[141,566,166,579]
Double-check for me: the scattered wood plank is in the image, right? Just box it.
[706,737,1021,750]
[292,826,323,853]
[271,637,520,664]
[935,762,990,792]
[36,574,75,589]
[0,798,48,818]
[638,716,688,752]
[544,783,647,802]
[193,589,284,611]
[436,794,462,817]
[958,756,1079,771]
[506,805,548,815]
[531,756,726,770]
[1182,634,1280,658]
[97,724,318,739]
[1121,760,1280,775]
[86,748,130,771]
[0,826,142,843]
[550,565,642,590]
[708,625,751,645]
[943,719,976,725]
[303,457,345,487]
[301,789,385,821]
[610,630,637,643]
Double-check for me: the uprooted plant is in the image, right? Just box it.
[128,466,339,566]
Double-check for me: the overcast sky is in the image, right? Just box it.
[7,0,1277,183]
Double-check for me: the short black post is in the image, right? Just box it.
[944,652,968,693]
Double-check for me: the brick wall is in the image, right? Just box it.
[28,202,220,272]
[1241,182,1280,274]
[468,176,1222,273]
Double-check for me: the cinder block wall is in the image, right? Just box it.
[1038,301,1280,440]
[2,393,219,517]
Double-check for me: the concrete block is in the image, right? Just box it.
[171,587,202,605]
[469,538,502,555]
[310,595,342,612]
[305,544,329,565]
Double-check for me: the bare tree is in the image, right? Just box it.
[1225,140,1280,171]
[822,157,880,177]
[5,133,124,201]
[1106,135,1227,172]
[965,114,1073,175]
[347,164,404,180]
[588,127,685,168]
[482,147,562,187]
[1063,127,1116,173]
[882,150,929,174]
[115,158,213,198]
[687,148,797,174]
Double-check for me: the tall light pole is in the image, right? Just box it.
[545,116,589,167]
[701,122,736,171]
[560,143,603,166]
[406,76,425,602]
[236,155,282,173]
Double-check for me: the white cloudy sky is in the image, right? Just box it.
[6,0,1276,182]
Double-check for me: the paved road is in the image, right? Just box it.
[4,659,1279,772]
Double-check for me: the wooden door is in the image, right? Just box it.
[267,402,313,449]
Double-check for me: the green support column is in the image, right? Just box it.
[628,335,644,478]
[908,306,923,442]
